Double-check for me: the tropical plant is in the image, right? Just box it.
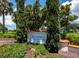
[23,0,45,31]
[0,0,13,33]
[30,0,42,30]
[13,0,45,42]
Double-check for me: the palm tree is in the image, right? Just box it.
[0,0,13,33]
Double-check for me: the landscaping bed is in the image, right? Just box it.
[68,44,79,54]
[60,33,79,57]
[59,39,79,58]
[0,44,61,58]
[24,44,61,58]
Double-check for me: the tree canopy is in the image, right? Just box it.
[59,4,78,27]
[59,4,78,34]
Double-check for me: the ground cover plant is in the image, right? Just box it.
[0,43,27,58]
[27,44,48,57]
[25,44,61,58]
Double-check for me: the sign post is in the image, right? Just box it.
[27,31,47,44]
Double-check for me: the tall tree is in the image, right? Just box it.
[59,4,78,34]
[0,0,13,33]
[46,0,60,52]
[15,0,26,43]
[59,4,77,27]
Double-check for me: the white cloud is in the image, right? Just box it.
[62,0,79,24]
[14,8,17,12]
[71,18,79,24]
[0,7,17,30]
[0,14,16,30]
[70,0,79,16]
[62,0,79,16]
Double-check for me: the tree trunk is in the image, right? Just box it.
[2,10,5,33]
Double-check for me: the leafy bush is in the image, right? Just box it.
[33,45,48,55]
[27,44,48,57]
[66,33,79,38]
[0,32,16,38]
[27,44,48,54]
[65,33,79,45]
[0,43,27,58]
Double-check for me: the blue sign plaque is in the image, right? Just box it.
[27,31,47,44]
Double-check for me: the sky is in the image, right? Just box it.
[0,0,79,30]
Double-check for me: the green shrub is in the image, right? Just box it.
[27,44,48,57]
[0,43,27,58]
[33,45,48,55]
[27,44,48,54]
[65,33,79,45]
[66,33,79,38]
[0,44,60,58]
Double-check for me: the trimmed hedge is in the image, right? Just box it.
[0,32,16,38]
[65,33,79,45]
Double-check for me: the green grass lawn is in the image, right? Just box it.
[0,44,61,58]
[0,32,16,38]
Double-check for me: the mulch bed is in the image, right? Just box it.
[0,38,16,40]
